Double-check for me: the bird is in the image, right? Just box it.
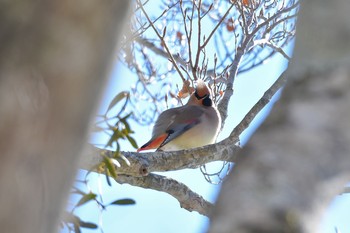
[137,80,221,152]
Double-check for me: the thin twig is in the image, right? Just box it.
[230,70,288,139]
[137,0,187,83]
[135,37,187,66]
[201,3,235,49]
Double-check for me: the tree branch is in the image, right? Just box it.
[116,173,213,216]
[137,0,187,83]
[230,70,288,139]
[217,1,298,129]
[217,46,245,129]
[81,138,240,177]
[135,36,187,67]
[81,69,287,177]
[251,40,291,61]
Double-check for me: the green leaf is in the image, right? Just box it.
[126,135,138,149]
[105,168,112,186]
[106,129,123,147]
[110,198,136,205]
[79,221,98,229]
[105,91,129,114]
[76,193,97,207]
[119,112,132,122]
[115,142,121,155]
[103,156,117,179]
[120,117,131,133]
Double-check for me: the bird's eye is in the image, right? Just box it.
[194,91,201,100]
[202,96,212,107]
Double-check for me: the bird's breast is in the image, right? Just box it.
[160,107,221,151]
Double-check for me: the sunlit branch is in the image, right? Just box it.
[265,42,291,60]
[250,39,291,61]
[250,2,299,37]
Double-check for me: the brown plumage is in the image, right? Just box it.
[137,80,221,152]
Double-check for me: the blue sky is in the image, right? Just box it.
[62,2,350,232]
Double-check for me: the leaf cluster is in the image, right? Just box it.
[63,91,138,232]
[62,186,135,233]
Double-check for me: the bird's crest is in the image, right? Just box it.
[195,79,210,99]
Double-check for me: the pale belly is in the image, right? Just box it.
[160,114,220,151]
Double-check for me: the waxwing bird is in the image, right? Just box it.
[137,80,221,152]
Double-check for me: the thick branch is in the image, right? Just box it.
[116,173,213,216]
[82,138,240,177]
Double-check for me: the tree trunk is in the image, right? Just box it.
[208,0,350,232]
[0,1,131,233]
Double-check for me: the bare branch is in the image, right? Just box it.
[201,3,235,49]
[217,46,245,129]
[251,39,291,61]
[135,36,187,66]
[230,70,288,139]
[137,0,187,83]
[116,173,213,216]
[217,0,298,128]
[250,2,299,38]
[193,0,202,79]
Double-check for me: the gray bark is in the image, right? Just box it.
[208,0,350,232]
[0,1,131,233]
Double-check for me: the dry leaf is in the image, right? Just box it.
[177,80,194,99]
[226,18,235,32]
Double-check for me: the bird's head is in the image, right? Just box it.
[188,80,213,107]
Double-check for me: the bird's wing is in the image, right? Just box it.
[156,105,205,148]
[137,106,205,152]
